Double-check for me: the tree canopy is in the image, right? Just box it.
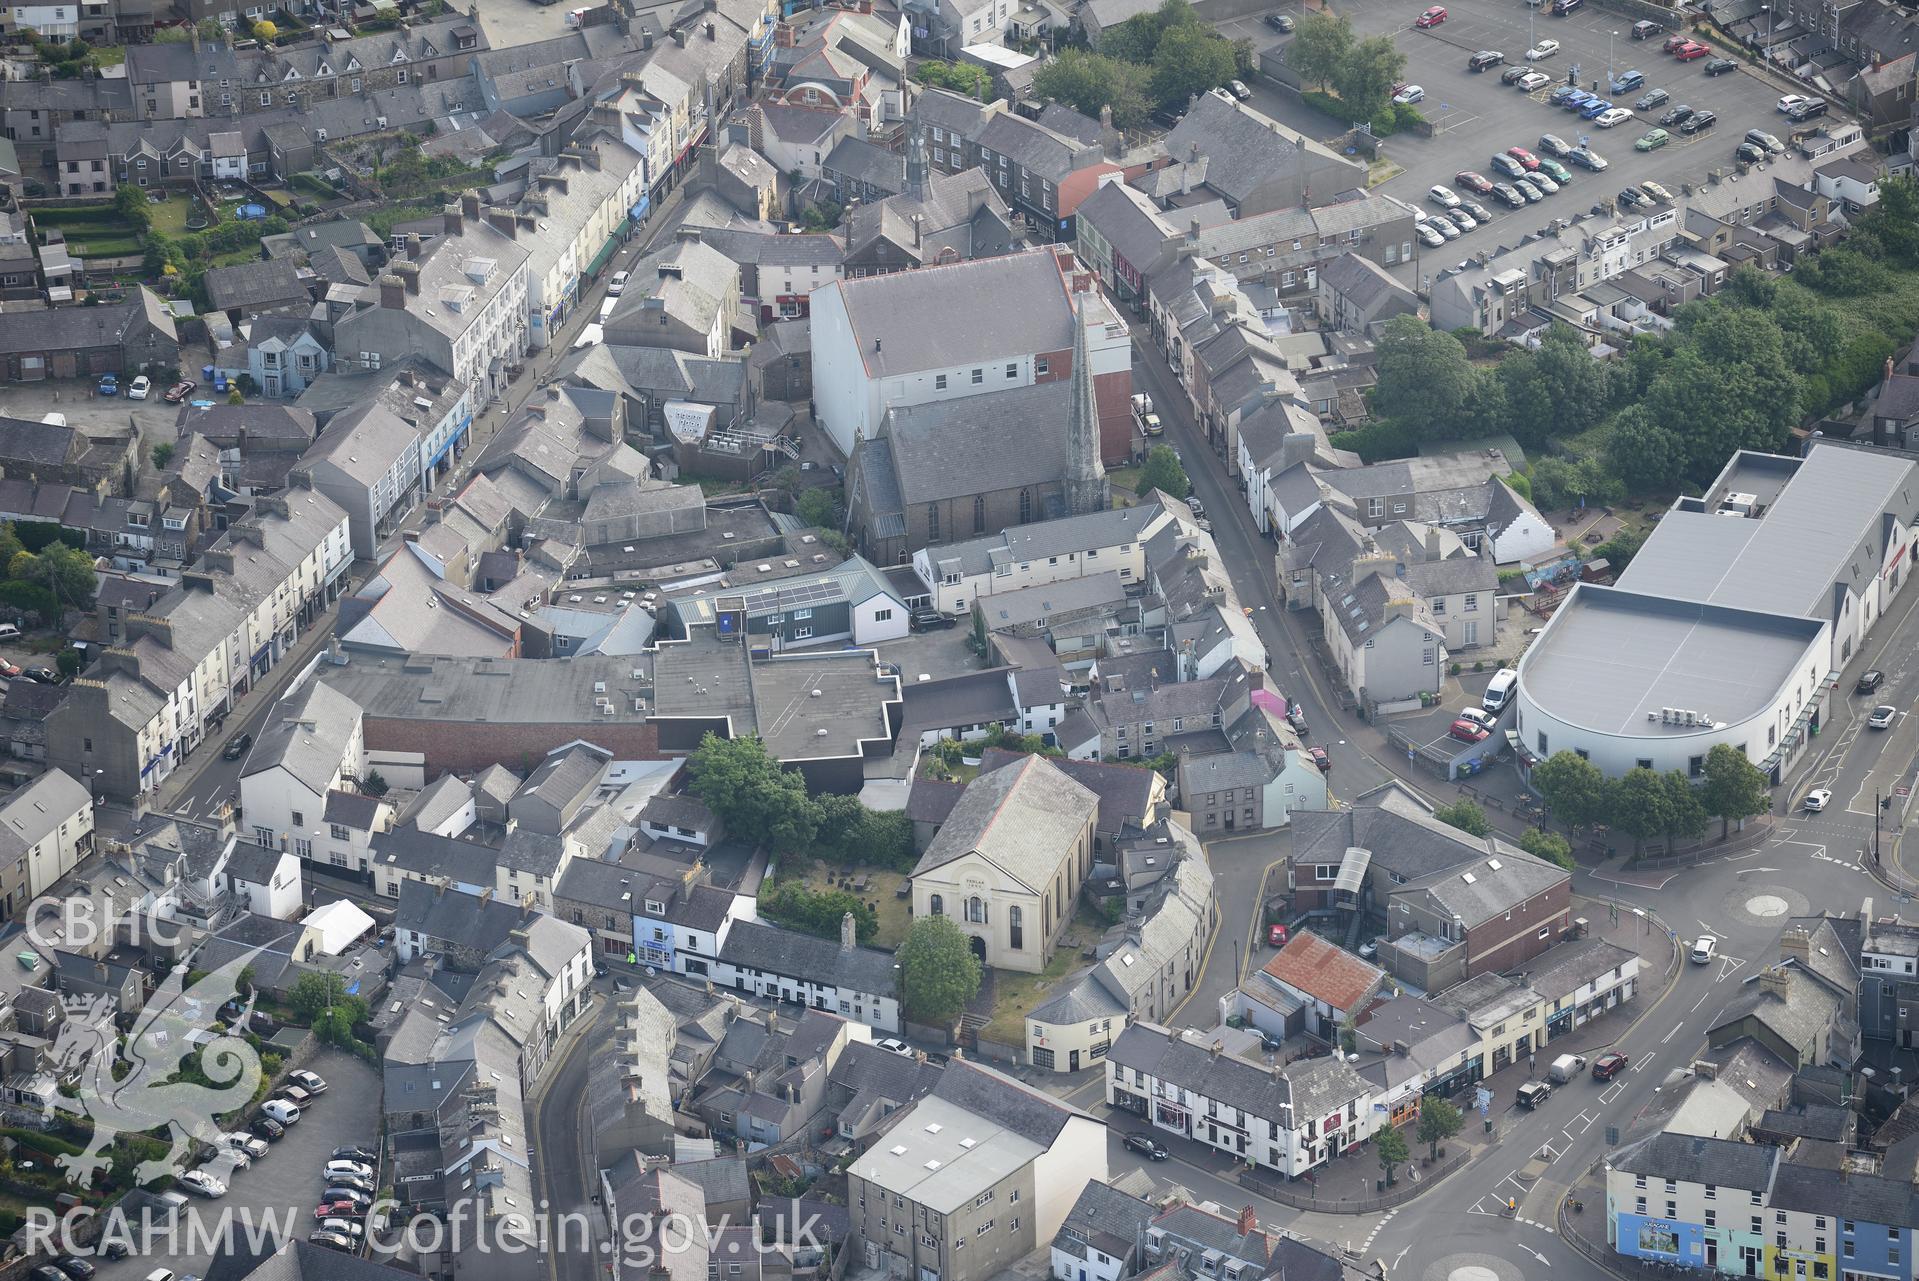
[1032,51,1151,130]
[1531,751,1610,831]
[1701,744,1769,838]
[897,916,982,1026]
[1137,445,1191,499]
[1431,799,1491,838]
[688,733,819,852]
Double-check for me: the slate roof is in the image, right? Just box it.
[823,134,904,193]
[717,919,897,996]
[0,289,177,358]
[882,381,1072,505]
[930,1057,1086,1147]
[239,681,360,794]
[912,754,1098,891]
[1770,1162,1919,1230]
[1108,1022,1290,1119]
[205,257,309,312]
[977,747,1157,835]
[1610,1130,1779,1191]
[1515,938,1637,1002]
[1291,785,1523,883]
[1398,846,1568,930]
[825,247,1073,379]
[976,111,1096,185]
[1055,1180,1154,1260]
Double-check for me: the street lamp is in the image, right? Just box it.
[1608,30,1618,89]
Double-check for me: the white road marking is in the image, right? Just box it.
[1660,1021,1684,1044]
[1525,1246,1554,1267]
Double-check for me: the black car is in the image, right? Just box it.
[1123,1132,1169,1161]
[325,1182,376,1202]
[222,731,253,760]
[55,1259,97,1281]
[1678,109,1716,134]
[333,1146,378,1165]
[1469,50,1506,71]
[1492,182,1527,208]
[1703,56,1738,75]
[1735,141,1767,162]
[23,668,58,685]
[1502,64,1530,84]
[1788,97,1828,121]
[1658,104,1693,126]
[31,1266,67,1281]
[1618,186,1648,207]
[252,1116,286,1142]
[1548,85,1581,106]
[1265,12,1294,29]
[328,1174,376,1195]
[1859,669,1887,694]
[1634,87,1670,110]
[909,609,956,632]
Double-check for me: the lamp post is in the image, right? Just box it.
[1608,30,1618,89]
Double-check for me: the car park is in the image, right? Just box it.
[1860,669,1886,693]
[1634,87,1669,110]
[1415,6,1445,26]
[1539,132,1574,156]
[1635,128,1670,150]
[1704,57,1738,75]
[1124,1133,1169,1160]
[1506,145,1541,170]
[1526,39,1560,59]
[1691,935,1718,963]
[1804,788,1833,812]
[1591,1052,1630,1080]
[1468,50,1505,71]
[1492,182,1527,207]
[1228,79,1251,99]
[1595,107,1634,127]
[1734,141,1766,162]
[1870,704,1899,729]
[1788,97,1827,121]
[1462,198,1495,223]
[1610,69,1645,92]
[1446,208,1478,231]
[1454,169,1494,194]
[1393,83,1425,103]
[1678,109,1716,133]
[1536,158,1572,183]
[1428,183,1461,207]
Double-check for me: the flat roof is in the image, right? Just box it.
[320,653,653,724]
[751,652,900,762]
[852,1094,1043,1214]
[1520,584,1824,736]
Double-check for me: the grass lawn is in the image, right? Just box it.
[1108,466,1142,507]
[982,905,1113,1044]
[86,44,125,67]
[795,861,912,949]
[146,196,195,237]
[917,756,979,784]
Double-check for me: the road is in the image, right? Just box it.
[532,993,607,1281]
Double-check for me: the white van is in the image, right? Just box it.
[262,1098,301,1125]
[1482,668,1519,714]
[598,294,618,323]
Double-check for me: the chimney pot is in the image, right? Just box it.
[379,275,406,309]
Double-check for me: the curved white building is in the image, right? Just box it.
[1515,444,1919,781]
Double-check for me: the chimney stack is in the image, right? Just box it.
[486,207,518,237]
[461,190,482,220]
[1779,927,1812,966]
[379,275,406,309]
[1759,965,1791,1000]
[1236,1206,1257,1236]
[405,232,423,260]
[443,202,464,237]
[394,260,421,294]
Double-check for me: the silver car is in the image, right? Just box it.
[1528,171,1560,194]
[1446,207,1478,231]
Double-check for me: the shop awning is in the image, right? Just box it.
[586,229,623,276]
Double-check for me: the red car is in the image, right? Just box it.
[1674,41,1710,60]
[1268,923,1289,947]
[315,1201,366,1220]
[1662,33,1689,52]
[162,379,197,403]
[1454,169,1495,194]
[1309,745,1332,771]
[0,661,18,679]
[1415,5,1446,26]
[1450,718,1492,744]
[1591,1052,1630,1080]
[1506,146,1541,171]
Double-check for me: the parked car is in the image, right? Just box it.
[262,1098,300,1125]
[1454,169,1494,194]
[1734,141,1767,162]
[1492,182,1527,207]
[1678,109,1717,134]
[178,1170,225,1199]
[1610,69,1644,92]
[1268,923,1289,947]
[1787,97,1828,121]
[874,1037,912,1055]
[1548,85,1582,106]
[1516,1081,1552,1109]
[1446,208,1477,231]
[1537,158,1572,183]
[127,376,151,401]
[1227,78,1251,99]
[1594,107,1634,127]
[163,380,197,403]
[909,609,957,632]
[95,374,118,396]
[1704,57,1738,75]
[308,1231,356,1253]
[288,1070,328,1095]
[1266,12,1295,29]
[221,732,252,760]
[320,1188,372,1209]
[1635,128,1670,151]
[251,1117,285,1142]
[1416,221,1448,247]
[317,1201,368,1220]
[1124,1133,1169,1160]
[1690,935,1718,963]
[323,1160,375,1183]
[1502,64,1530,85]
[1491,152,1528,179]
[1634,87,1669,110]
[1579,99,1616,120]
[23,668,59,685]
[1518,70,1552,90]
[1551,0,1581,14]
[223,1132,269,1160]
[1561,90,1596,112]
[1426,215,1462,239]
[1618,185,1649,208]
[1526,38,1560,59]
[54,1258,96,1279]
[326,1175,376,1197]
[317,1219,364,1242]
[1428,183,1462,208]
[1659,103,1694,126]
[607,269,630,296]
[1514,176,1545,201]
[1591,1052,1630,1080]
[1462,198,1495,223]
[1869,704,1899,729]
[274,1084,313,1108]
[1641,180,1675,203]
[1414,5,1445,25]
[1449,717,1492,744]
[1859,669,1886,693]
[33,1265,68,1281]
[1309,745,1332,772]
[1527,170,1560,193]
[1392,84,1425,104]
[1663,33,1691,52]
[1506,145,1541,170]
[1777,93,1811,113]
[1539,132,1574,156]
[1673,40,1711,59]
[1803,788,1833,812]
[1140,412,1163,436]
[1631,19,1662,38]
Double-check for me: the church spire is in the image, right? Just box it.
[1066,292,1109,517]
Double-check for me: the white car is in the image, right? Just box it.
[607,269,630,296]
[1393,84,1425,104]
[874,1037,912,1056]
[1594,108,1634,128]
[1428,183,1462,208]
[1526,39,1560,59]
[1803,788,1833,812]
[323,1160,374,1182]
[288,1069,328,1095]
[1870,704,1899,729]
[127,375,151,400]
[1426,216,1462,240]
[1690,935,1717,964]
[1518,71,1552,90]
[1456,707,1498,734]
[178,1169,226,1198]
[1777,93,1810,113]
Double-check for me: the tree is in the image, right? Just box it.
[1100,0,1199,64]
[288,972,366,1029]
[196,16,224,41]
[251,19,276,41]
[1610,766,1673,856]
[1495,324,1616,448]
[14,543,96,610]
[1417,1097,1462,1160]
[1287,10,1353,90]
[1147,25,1238,111]
[237,965,257,998]
[687,733,820,851]
[1432,799,1492,838]
[56,648,81,678]
[1661,770,1709,847]
[362,769,389,798]
[1372,316,1478,439]
[1531,750,1609,831]
[1519,825,1575,870]
[897,916,981,1026]
[1033,51,1151,130]
[795,487,841,529]
[914,59,991,98]
[1137,445,1190,499]
[1375,1126,1410,1185]
[1700,744,1768,839]
[0,523,23,570]
[151,442,176,469]
[1606,407,1687,496]
[1331,34,1408,124]
[227,387,245,405]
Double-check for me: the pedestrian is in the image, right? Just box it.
[1528,1053,1536,1077]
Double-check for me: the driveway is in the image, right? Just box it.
[89,1047,383,1278]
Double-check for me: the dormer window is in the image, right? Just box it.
[644,899,665,914]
